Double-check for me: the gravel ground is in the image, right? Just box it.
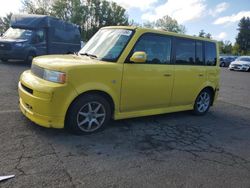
[0,61,250,188]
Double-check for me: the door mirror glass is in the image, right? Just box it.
[130,51,147,63]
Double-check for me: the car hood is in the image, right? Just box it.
[33,54,109,71]
[0,38,27,43]
[231,61,250,65]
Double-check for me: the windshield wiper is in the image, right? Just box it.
[79,52,97,59]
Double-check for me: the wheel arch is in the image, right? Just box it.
[66,89,116,120]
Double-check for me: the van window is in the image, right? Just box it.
[205,42,217,66]
[175,38,195,65]
[35,29,46,43]
[132,34,172,64]
[196,41,204,65]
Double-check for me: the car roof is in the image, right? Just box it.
[102,26,217,43]
[238,56,250,58]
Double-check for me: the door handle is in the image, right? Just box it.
[163,73,172,77]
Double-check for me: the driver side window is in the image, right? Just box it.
[33,30,46,43]
[131,33,172,64]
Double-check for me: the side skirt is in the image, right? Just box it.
[114,105,193,120]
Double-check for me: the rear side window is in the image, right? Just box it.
[196,41,204,65]
[205,42,217,66]
[175,38,195,65]
[132,33,172,64]
[175,38,205,65]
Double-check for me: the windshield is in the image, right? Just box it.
[3,27,33,40]
[236,57,250,62]
[79,29,133,61]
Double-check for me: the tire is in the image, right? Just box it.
[26,52,36,64]
[65,94,111,134]
[220,62,225,67]
[193,89,212,115]
[1,58,8,62]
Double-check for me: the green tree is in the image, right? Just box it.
[143,21,155,29]
[198,29,212,39]
[218,40,233,54]
[143,15,186,34]
[22,0,129,41]
[22,0,53,15]
[129,19,141,27]
[205,33,212,39]
[223,40,233,54]
[155,16,186,33]
[236,17,250,55]
[232,43,240,55]
[0,13,13,34]
[198,30,206,37]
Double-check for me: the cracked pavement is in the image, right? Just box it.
[0,61,250,188]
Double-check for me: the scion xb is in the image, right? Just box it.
[18,26,220,134]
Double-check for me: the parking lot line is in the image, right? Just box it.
[0,110,20,114]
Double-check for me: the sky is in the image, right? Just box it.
[1,0,250,43]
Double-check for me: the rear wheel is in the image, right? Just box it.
[193,89,212,115]
[1,58,8,62]
[220,62,225,67]
[65,94,111,134]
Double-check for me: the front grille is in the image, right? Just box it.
[21,83,33,94]
[232,64,241,68]
[0,42,12,50]
[31,64,44,79]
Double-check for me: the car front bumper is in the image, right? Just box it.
[18,70,78,128]
[229,65,249,71]
[0,48,28,60]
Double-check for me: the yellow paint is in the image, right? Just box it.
[18,26,220,129]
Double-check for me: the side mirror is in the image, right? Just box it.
[130,51,147,63]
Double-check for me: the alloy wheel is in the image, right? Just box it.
[77,102,106,132]
[196,92,210,113]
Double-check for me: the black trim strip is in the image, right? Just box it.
[21,83,33,95]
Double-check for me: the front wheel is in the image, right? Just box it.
[193,89,212,115]
[220,62,225,67]
[1,58,8,62]
[26,52,36,64]
[65,94,111,134]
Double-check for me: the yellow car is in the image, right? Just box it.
[18,26,220,134]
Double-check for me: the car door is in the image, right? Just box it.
[171,38,206,106]
[120,33,174,112]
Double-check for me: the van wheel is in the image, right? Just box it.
[220,62,225,67]
[26,52,35,63]
[1,58,8,62]
[193,89,212,115]
[65,94,111,134]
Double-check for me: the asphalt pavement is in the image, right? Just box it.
[0,61,250,188]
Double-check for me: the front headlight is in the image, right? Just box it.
[43,69,66,84]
